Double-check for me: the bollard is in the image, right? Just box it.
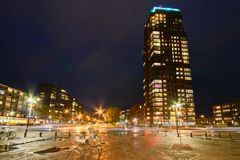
[24,132,27,138]
[142,131,145,136]
[55,131,58,140]
[39,132,42,137]
[165,131,167,137]
[205,132,208,139]
[69,132,71,138]
[218,132,221,138]
[190,133,193,138]
[229,132,232,140]
[119,131,122,137]
[107,131,110,137]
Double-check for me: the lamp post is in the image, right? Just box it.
[64,109,69,123]
[172,103,182,137]
[24,96,38,137]
[48,115,52,123]
[9,111,15,126]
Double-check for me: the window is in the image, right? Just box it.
[7,88,13,92]
[185,77,192,81]
[0,90,4,95]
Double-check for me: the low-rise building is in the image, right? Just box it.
[39,84,83,122]
[0,83,38,117]
[212,101,240,126]
[0,83,40,124]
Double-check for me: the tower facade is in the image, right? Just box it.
[143,6,195,125]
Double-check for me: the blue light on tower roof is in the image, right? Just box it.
[151,6,181,13]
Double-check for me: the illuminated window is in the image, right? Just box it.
[152,63,161,67]
[61,89,66,93]
[222,109,230,112]
[182,52,189,56]
[185,77,192,81]
[153,42,160,46]
[51,93,56,99]
[6,97,11,102]
[183,56,189,64]
[7,88,13,92]
[50,103,55,107]
[0,90,4,95]
[186,89,193,93]
[152,31,159,35]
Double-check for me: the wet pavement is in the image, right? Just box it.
[1,130,240,160]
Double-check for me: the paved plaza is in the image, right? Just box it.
[0,129,240,160]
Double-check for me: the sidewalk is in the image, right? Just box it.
[10,130,56,145]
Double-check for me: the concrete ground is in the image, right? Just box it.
[0,130,240,160]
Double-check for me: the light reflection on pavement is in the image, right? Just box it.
[0,125,240,160]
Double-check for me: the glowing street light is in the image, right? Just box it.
[24,95,39,137]
[133,117,138,126]
[95,107,104,120]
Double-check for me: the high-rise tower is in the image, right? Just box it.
[143,6,195,125]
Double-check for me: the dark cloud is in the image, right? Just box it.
[1,0,240,114]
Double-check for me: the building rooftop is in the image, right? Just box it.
[151,6,181,13]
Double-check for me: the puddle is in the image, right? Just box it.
[34,147,69,154]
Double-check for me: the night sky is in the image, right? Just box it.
[1,1,240,115]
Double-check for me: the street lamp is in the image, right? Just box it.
[9,111,15,126]
[24,95,38,137]
[133,117,138,126]
[95,107,104,121]
[63,109,70,123]
[48,115,52,123]
[6,111,15,126]
[172,103,182,137]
